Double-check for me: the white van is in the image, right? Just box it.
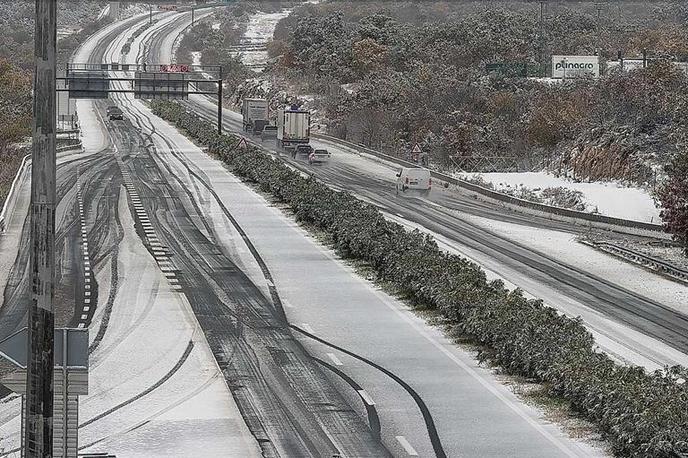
[396,167,431,196]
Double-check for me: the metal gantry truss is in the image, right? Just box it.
[57,62,224,133]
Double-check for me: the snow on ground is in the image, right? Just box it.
[233,10,290,72]
[0,13,261,458]
[306,137,688,370]
[126,99,603,458]
[461,171,661,223]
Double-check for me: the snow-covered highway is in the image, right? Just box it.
[2,4,688,458]
[0,7,605,458]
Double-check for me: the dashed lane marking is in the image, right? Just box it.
[357,390,376,406]
[395,436,418,456]
[395,436,419,456]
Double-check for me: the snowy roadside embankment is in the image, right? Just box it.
[233,10,291,72]
[459,171,661,224]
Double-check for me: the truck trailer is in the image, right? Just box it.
[242,98,269,132]
[277,108,310,151]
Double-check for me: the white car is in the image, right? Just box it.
[395,167,431,196]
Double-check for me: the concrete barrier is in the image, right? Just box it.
[313,133,670,240]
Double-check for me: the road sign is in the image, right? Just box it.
[67,70,110,99]
[160,64,190,73]
[237,138,248,149]
[0,327,88,371]
[0,328,28,368]
[134,71,189,100]
[1,328,88,458]
[412,143,422,154]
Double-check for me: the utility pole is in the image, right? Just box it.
[149,3,153,25]
[217,66,223,134]
[539,0,546,77]
[26,0,57,456]
[596,2,603,59]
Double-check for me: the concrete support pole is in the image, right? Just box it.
[25,0,57,456]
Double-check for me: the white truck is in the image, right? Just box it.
[242,98,269,132]
[277,107,310,151]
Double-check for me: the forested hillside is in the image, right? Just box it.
[265,1,688,186]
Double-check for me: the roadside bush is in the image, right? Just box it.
[151,100,688,457]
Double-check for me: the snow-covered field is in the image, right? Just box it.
[460,171,661,223]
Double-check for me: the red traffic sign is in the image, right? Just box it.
[160,64,190,73]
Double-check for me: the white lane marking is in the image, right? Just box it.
[81,314,88,320]
[395,436,419,456]
[301,323,314,334]
[396,213,404,218]
[84,266,90,272]
[85,291,91,297]
[267,279,274,287]
[84,299,90,304]
[327,353,343,366]
[85,278,90,283]
[77,323,85,329]
[84,284,90,290]
[357,389,376,406]
[83,307,90,312]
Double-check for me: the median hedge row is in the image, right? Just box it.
[151,100,688,457]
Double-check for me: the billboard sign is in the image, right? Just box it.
[552,55,599,79]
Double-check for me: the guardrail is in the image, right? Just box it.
[0,154,30,233]
[586,240,688,283]
[313,133,670,240]
[0,142,83,233]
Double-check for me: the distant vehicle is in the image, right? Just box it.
[277,108,310,151]
[261,125,278,142]
[242,98,269,131]
[396,167,431,196]
[309,148,331,165]
[106,106,123,120]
